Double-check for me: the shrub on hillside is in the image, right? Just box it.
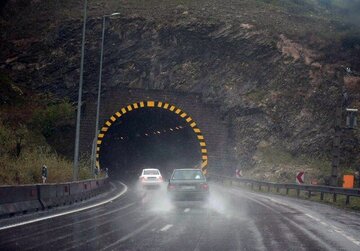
[0,146,92,185]
[31,100,74,137]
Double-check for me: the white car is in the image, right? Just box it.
[139,169,163,188]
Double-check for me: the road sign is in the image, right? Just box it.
[296,172,304,184]
[235,169,243,178]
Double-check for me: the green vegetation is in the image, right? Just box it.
[248,145,332,184]
[31,100,74,137]
[0,147,92,185]
[0,73,90,185]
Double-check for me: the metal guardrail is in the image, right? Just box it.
[209,174,360,205]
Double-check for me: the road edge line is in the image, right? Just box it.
[0,181,128,231]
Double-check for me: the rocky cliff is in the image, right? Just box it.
[1,0,359,182]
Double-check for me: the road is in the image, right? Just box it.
[0,181,360,250]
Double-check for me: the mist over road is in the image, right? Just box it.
[1,181,359,250]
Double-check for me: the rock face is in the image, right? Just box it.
[1,0,359,179]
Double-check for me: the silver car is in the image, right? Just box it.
[167,169,209,201]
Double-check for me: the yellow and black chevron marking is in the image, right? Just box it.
[96,101,208,174]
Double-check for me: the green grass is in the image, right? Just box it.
[0,147,92,185]
[248,145,333,184]
[0,73,88,185]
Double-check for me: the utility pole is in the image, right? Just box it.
[330,107,342,186]
[91,13,120,176]
[73,0,88,181]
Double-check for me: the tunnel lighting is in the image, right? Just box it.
[120,137,124,140]
[145,133,148,136]
[170,128,173,131]
[157,131,161,134]
[175,127,179,130]
[179,125,183,129]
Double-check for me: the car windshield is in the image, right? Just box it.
[144,170,160,175]
[171,170,205,180]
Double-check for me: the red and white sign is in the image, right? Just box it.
[296,172,305,184]
[235,169,243,178]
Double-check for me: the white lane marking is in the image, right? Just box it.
[0,181,128,231]
[160,224,173,232]
[101,218,158,250]
[184,208,190,213]
[305,213,360,246]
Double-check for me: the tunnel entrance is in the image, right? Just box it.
[97,101,208,180]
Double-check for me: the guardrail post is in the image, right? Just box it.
[308,190,311,198]
[258,184,261,191]
[346,195,350,205]
[267,185,270,192]
[320,192,324,200]
[276,187,280,193]
[297,189,300,197]
[333,193,337,202]
[251,183,254,190]
[286,188,289,195]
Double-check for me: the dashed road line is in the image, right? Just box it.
[102,218,158,250]
[160,224,173,232]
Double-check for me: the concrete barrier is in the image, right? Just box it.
[0,178,109,218]
[0,185,42,217]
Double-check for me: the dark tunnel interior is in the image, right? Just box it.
[99,107,202,181]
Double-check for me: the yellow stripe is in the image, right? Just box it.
[163,103,169,109]
[180,113,187,118]
[169,105,175,111]
[175,109,181,114]
[201,149,207,153]
[157,102,163,108]
[202,169,207,175]
[127,105,133,111]
[96,161,100,168]
[96,154,99,158]
[201,160,208,168]
[121,108,127,114]
[98,134,104,139]
[202,155,208,160]
[97,140,102,145]
[140,102,145,107]
[115,112,121,117]
[186,117,192,122]
[133,103,139,109]
[105,121,111,126]
[110,116,116,122]
[193,128,201,133]
[147,101,155,107]
[96,147,100,151]
[200,142,206,147]
[190,122,196,128]
[197,135,204,140]
[101,127,108,132]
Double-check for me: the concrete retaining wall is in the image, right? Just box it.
[0,178,109,218]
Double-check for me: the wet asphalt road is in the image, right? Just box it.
[0,181,360,251]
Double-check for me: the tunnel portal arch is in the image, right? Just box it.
[96,101,208,174]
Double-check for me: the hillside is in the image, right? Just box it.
[0,0,359,183]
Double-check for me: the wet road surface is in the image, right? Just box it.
[1,181,359,250]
